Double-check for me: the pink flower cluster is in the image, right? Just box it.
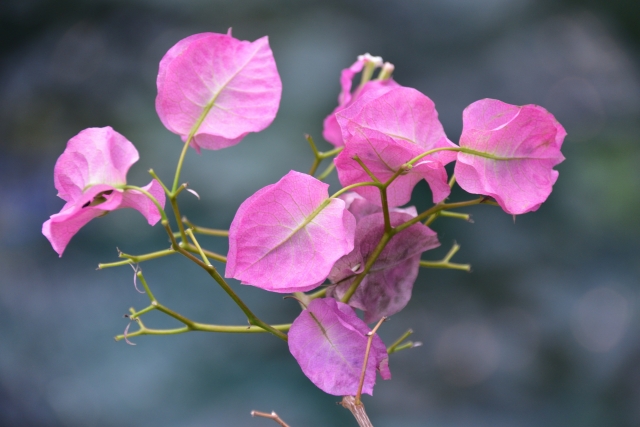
[43,31,566,397]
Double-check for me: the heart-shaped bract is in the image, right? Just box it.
[288,298,390,396]
[454,99,566,214]
[156,31,282,152]
[43,127,165,256]
[225,171,355,293]
[335,86,457,207]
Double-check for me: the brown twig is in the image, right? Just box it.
[340,396,374,427]
[251,410,291,427]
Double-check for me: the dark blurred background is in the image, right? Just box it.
[1,0,639,426]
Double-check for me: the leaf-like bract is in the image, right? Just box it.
[454,99,566,214]
[225,171,356,293]
[322,55,398,147]
[156,32,282,151]
[328,194,439,322]
[43,127,165,256]
[335,86,456,207]
[288,298,390,396]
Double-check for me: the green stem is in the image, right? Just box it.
[419,260,470,271]
[387,341,420,354]
[342,232,392,303]
[162,221,287,341]
[186,229,210,265]
[148,169,171,195]
[137,270,157,302]
[172,137,193,194]
[387,329,413,353]
[396,197,487,234]
[98,248,176,269]
[316,162,336,181]
[120,185,168,223]
[318,146,343,159]
[309,158,321,177]
[115,322,291,341]
[379,187,392,233]
[182,218,229,237]
[419,242,470,272]
[331,181,381,199]
[353,155,381,184]
[307,287,328,300]
[439,210,471,221]
[170,192,188,243]
[182,244,227,263]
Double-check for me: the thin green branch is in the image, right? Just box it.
[161,220,288,341]
[116,272,291,342]
[353,155,381,184]
[388,341,421,354]
[331,181,381,199]
[170,192,188,243]
[181,218,229,237]
[439,210,471,221]
[342,232,392,303]
[186,229,210,266]
[316,161,336,180]
[136,270,157,302]
[387,329,413,353]
[148,169,171,195]
[396,197,488,233]
[120,185,168,223]
[318,146,343,159]
[97,247,176,269]
[115,318,291,341]
[419,242,471,272]
[182,244,227,263]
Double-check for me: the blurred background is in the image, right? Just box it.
[1,0,639,426]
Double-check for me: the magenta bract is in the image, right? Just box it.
[322,55,398,147]
[335,86,456,207]
[42,127,166,256]
[454,99,567,214]
[328,194,439,322]
[225,171,356,293]
[288,298,390,396]
[156,32,282,152]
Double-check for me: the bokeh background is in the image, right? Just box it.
[1,0,639,426]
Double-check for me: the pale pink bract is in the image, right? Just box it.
[454,99,566,214]
[334,86,457,207]
[156,32,282,152]
[288,298,390,396]
[42,127,166,256]
[225,171,356,293]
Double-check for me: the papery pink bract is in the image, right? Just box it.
[288,298,390,396]
[156,32,282,152]
[42,127,166,256]
[322,55,398,147]
[335,86,456,207]
[454,99,566,214]
[328,194,439,322]
[225,171,356,293]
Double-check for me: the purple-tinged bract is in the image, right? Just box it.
[156,32,282,152]
[335,86,456,207]
[42,127,166,256]
[288,298,390,396]
[328,194,439,322]
[225,171,356,293]
[454,99,566,214]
